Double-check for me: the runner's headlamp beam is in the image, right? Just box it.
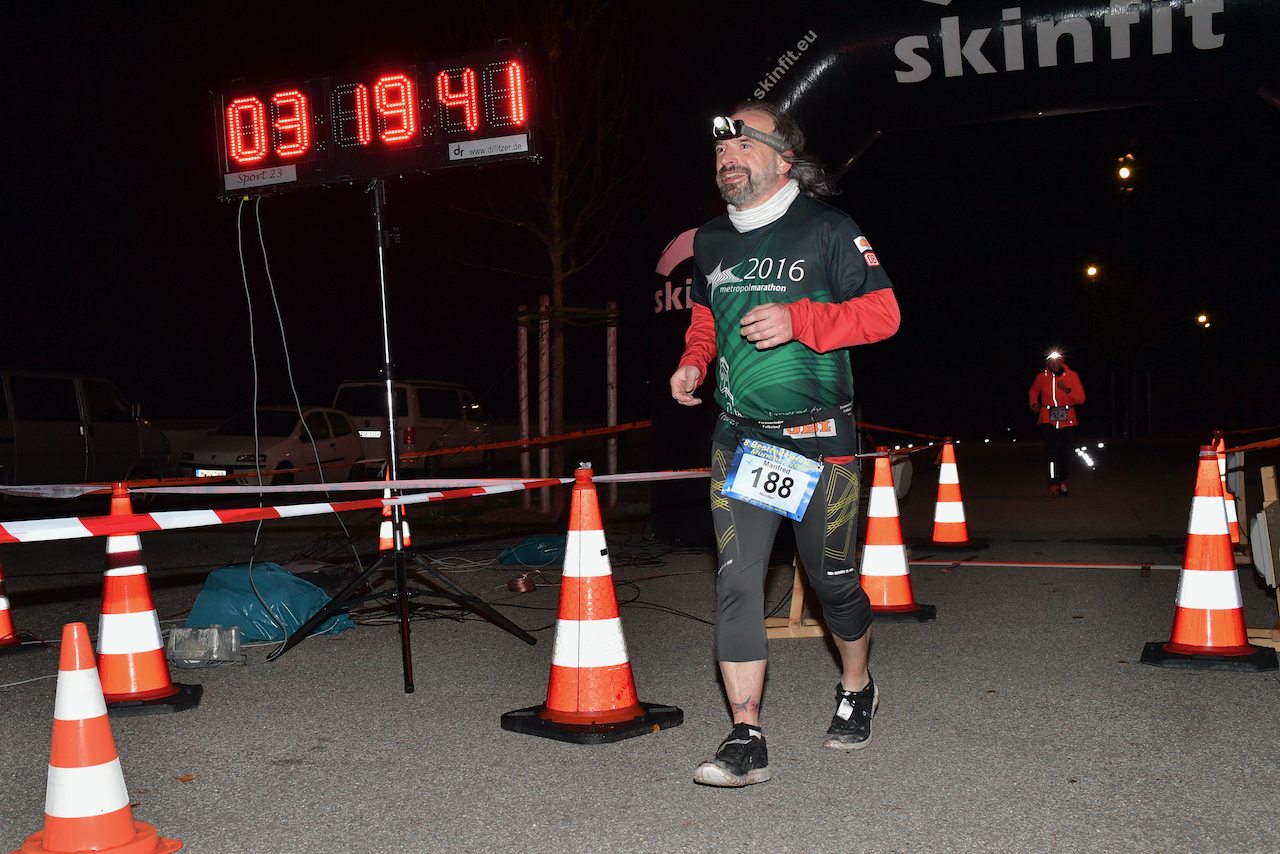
[711,116,789,153]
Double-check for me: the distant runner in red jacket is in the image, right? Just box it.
[1029,352,1085,497]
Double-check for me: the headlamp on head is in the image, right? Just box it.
[1047,351,1062,361]
[711,115,789,153]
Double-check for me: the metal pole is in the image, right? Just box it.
[518,305,530,509]
[606,300,618,508]
[538,295,550,514]
[1229,449,1250,561]
[370,178,413,694]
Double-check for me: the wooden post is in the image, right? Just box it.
[1246,466,1279,648]
[764,554,827,639]
[538,295,550,514]
[518,305,530,509]
[606,300,618,508]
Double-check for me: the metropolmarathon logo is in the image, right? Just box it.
[895,0,1226,83]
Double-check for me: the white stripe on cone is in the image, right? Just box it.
[551,617,629,668]
[563,529,610,578]
[860,544,909,576]
[934,502,966,524]
[867,485,898,517]
[97,611,164,655]
[54,668,109,721]
[104,564,146,577]
[1187,496,1229,536]
[45,758,131,818]
[1176,568,1244,610]
[106,535,142,554]
[378,520,411,538]
[939,463,959,485]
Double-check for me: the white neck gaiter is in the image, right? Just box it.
[727,178,801,233]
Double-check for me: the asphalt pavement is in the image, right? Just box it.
[2,439,1278,854]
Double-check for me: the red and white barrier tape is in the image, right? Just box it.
[4,469,712,499]
[0,485,107,499]
[0,478,571,544]
[911,560,1181,571]
[0,469,714,544]
[136,477,525,495]
[859,422,949,442]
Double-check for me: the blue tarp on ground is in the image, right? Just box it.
[498,535,567,566]
[185,562,353,642]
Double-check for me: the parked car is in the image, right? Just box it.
[179,407,364,485]
[0,368,171,486]
[333,380,493,474]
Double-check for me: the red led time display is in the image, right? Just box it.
[214,46,535,198]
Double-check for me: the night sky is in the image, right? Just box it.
[4,2,1278,442]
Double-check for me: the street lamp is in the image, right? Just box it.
[1086,265,1099,278]
[1197,313,1210,328]
[1117,153,1135,186]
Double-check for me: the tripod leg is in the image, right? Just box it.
[395,549,415,693]
[411,554,537,644]
[267,556,390,662]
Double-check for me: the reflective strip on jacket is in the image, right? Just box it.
[1029,365,1085,428]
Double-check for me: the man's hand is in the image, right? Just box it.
[740,303,793,350]
[670,365,703,406]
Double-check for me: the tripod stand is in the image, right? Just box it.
[267,179,536,692]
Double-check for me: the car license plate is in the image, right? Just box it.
[359,430,382,439]
[195,468,228,478]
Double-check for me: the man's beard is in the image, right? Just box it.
[717,160,780,207]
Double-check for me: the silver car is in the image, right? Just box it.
[333,380,493,474]
[180,407,364,485]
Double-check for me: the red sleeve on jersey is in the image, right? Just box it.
[679,302,717,380]
[786,288,900,354]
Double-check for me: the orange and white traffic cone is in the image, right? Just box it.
[11,622,182,854]
[97,484,202,715]
[502,463,682,743]
[930,440,980,549]
[1141,446,1278,671]
[378,470,411,551]
[1215,435,1241,546]
[860,449,936,622]
[1,557,42,656]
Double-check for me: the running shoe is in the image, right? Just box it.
[693,723,771,787]
[823,675,879,751]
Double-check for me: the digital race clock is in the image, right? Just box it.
[213,45,535,199]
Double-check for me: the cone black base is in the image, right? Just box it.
[106,682,204,717]
[1139,642,1278,672]
[871,603,937,623]
[501,702,683,744]
[0,632,46,655]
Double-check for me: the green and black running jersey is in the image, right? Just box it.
[690,194,895,456]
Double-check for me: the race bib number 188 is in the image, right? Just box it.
[723,438,824,521]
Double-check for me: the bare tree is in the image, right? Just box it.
[442,1,650,496]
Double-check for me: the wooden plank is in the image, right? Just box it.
[765,554,828,640]
[765,623,828,639]
[1245,627,1280,649]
